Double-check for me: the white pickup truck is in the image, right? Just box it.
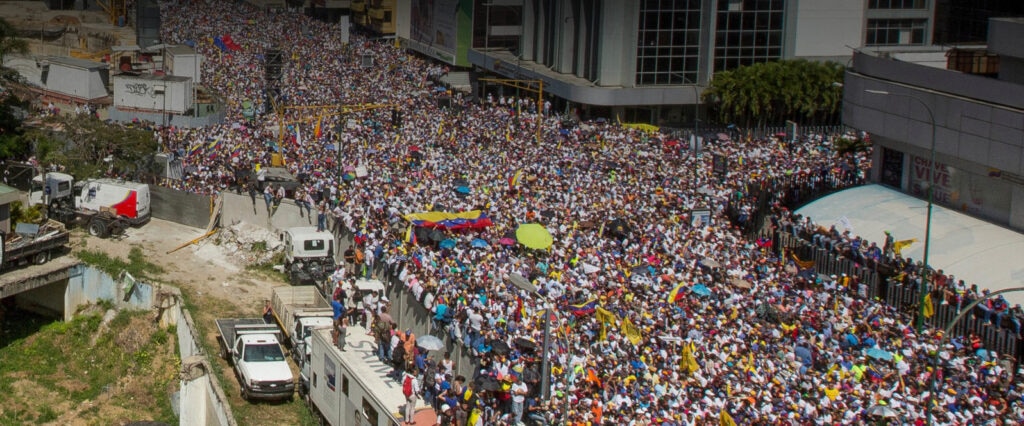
[215,318,295,401]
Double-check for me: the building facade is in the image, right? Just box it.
[841,18,1024,232]
[390,0,944,126]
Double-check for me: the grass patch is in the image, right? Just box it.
[245,251,287,282]
[75,246,166,280]
[0,309,179,425]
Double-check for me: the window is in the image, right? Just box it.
[713,0,786,72]
[362,399,379,425]
[342,375,349,396]
[866,19,927,45]
[304,239,325,251]
[635,0,702,85]
[868,0,926,9]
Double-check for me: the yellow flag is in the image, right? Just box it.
[720,409,737,426]
[680,343,699,374]
[595,306,618,325]
[621,318,642,345]
[893,238,918,256]
[923,293,935,318]
[599,321,607,341]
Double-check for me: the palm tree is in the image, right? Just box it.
[0,17,29,65]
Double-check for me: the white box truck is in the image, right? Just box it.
[30,172,151,238]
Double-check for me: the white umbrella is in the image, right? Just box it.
[416,335,445,351]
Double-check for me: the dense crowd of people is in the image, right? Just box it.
[153,1,1023,424]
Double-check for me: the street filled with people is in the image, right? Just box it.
[155,1,1023,424]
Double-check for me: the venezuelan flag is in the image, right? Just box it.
[568,299,598,317]
[404,210,493,230]
[508,170,522,189]
[188,143,202,157]
[207,136,223,151]
[404,225,416,245]
[667,282,687,303]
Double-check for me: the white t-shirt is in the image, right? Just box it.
[511,382,527,403]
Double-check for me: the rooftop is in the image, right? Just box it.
[44,56,109,70]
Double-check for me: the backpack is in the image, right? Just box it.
[402,375,413,398]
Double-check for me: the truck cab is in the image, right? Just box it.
[282,227,335,285]
[30,173,152,237]
[233,334,295,401]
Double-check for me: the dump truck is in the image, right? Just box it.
[270,286,334,397]
[281,226,335,285]
[0,220,70,271]
[215,318,295,401]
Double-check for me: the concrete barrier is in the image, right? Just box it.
[220,191,316,232]
[175,301,237,426]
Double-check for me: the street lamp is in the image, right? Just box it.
[926,286,1024,425]
[864,89,935,334]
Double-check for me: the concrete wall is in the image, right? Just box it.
[843,51,1024,231]
[791,0,864,58]
[220,191,316,232]
[150,186,214,229]
[63,264,158,320]
[175,297,236,426]
[107,106,227,128]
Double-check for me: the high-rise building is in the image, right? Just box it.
[393,0,942,126]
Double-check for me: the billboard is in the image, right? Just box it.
[408,0,473,66]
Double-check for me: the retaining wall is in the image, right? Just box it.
[150,186,214,229]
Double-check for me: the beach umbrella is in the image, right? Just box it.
[499,237,516,246]
[866,348,893,361]
[700,258,721,268]
[514,338,538,351]
[582,263,600,274]
[475,376,502,391]
[729,277,753,289]
[691,284,712,297]
[416,335,445,351]
[439,239,456,249]
[516,223,553,250]
[491,340,511,356]
[471,238,489,249]
[342,172,356,181]
[509,273,538,294]
[455,186,470,194]
[428,229,445,242]
[866,404,899,418]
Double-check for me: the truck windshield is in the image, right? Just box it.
[243,344,286,362]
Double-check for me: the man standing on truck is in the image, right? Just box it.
[402,368,421,426]
[263,300,274,324]
[344,245,356,275]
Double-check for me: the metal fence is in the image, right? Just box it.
[733,175,1024,359]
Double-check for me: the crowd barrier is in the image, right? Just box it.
[730,174,1024,360]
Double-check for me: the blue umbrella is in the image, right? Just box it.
[439,239,456,249]
[471,238,489,249]
[865,348,893,361]
[691,284,712,297]
[455,186,470,194]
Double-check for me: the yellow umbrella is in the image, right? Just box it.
[516,223,553,249]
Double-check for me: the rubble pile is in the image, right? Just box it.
[216,223,282,266]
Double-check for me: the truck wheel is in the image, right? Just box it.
[239,385,248,401]
[88,221,108,238]
[34,251,49,265]
[108,221,126,236]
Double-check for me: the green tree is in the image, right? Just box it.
[0,17,29,64]
[703,59,845,128]
[38,115,159,179]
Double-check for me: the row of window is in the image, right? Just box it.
[866,19,927,45]
[868,0,927,9]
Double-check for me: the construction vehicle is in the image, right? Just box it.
[281,227,335,285]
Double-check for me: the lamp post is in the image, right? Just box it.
[864,89,935,334]
[926,286,1024,425]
